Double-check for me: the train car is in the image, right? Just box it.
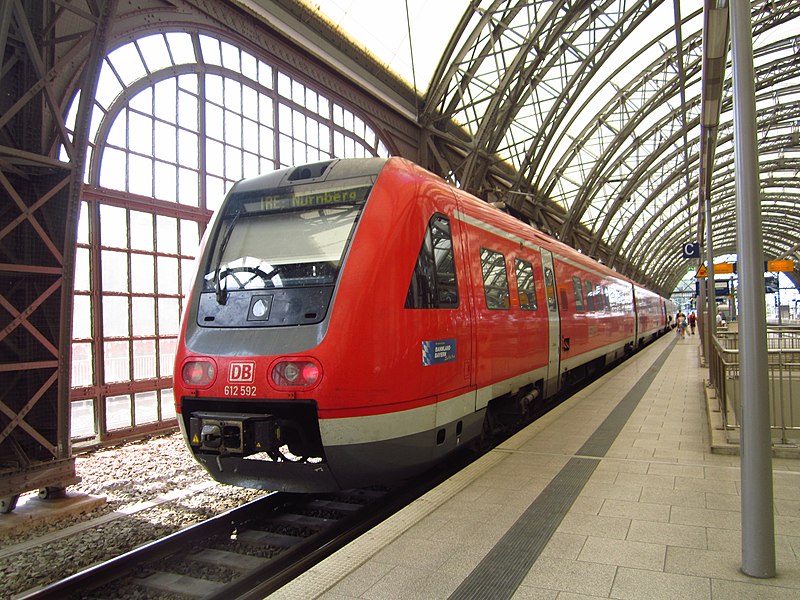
[173,157,668,492]
[634,285,671,347]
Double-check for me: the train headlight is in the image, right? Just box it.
[270,358,321,389]
[181,359,217,388]
[283,363,301,382]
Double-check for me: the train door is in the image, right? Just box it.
[447,194,476,409]
[541,250,561,397]
[449,204,476,398]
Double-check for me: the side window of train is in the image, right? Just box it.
[602,285,611,312]
[480,247,509,310]
[514,258,538,311]
[405,214,459,309]
[430,215,459,307]
[572,276,585,312]
[585,279,595,312]
[544,266,557,311]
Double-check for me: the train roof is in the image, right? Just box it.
[230,157,388,195]
[228,157,659,297]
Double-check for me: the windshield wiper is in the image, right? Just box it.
[213,208,243,305]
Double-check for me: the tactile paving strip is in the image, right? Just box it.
[448,338,677,600]
[272,338,677,600]
[448,456,598,599]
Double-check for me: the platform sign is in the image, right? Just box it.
[695,262,735,278]
[765,275,779,294]
[697,261,795,277]
[766,259,795,272]
[681,242,700,259]
[693,280,731,296]
[715,262,735,274]
[697,276,781,294]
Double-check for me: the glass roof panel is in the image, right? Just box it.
[304,0,799,294]
[307,0,463,91]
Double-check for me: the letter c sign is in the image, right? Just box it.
[682,242,699,259]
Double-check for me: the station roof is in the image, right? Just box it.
[281,0,800,296]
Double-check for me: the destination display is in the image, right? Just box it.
[232,185,373,215]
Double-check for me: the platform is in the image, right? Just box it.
[0,492,106,540]
[271,332,800,599]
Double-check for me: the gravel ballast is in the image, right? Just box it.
[0,432,264,600]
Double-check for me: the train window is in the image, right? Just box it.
[544,266,557,311]
[596,283,605,312]
[430,216,459,307]
[203,187,370,297]
[514,258,538,311]
[602,285,611,312]
[480,248,509,310]
[583,279,597,312]
[405,214,459,309]
[572,277,585,312]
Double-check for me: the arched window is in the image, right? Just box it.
[65,31,390,445]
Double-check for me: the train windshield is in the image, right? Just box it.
[203,184,371,300]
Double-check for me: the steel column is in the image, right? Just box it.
[730,0,775,579]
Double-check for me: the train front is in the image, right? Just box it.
[173,158,385,492]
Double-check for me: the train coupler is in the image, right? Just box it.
[189,412,282,455]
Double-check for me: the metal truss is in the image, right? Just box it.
[0,0,115,505]
[2,0,799,501]
[618,36,800,289]
[544,26,704,270]
[421,0,800,296]
[1,0,418,500]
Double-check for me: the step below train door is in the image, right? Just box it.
[541,249,561,398]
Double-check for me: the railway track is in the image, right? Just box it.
[18,486,408,600]
[16,379,579,600]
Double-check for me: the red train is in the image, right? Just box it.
[174,157,674,492]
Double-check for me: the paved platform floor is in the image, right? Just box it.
[271,332,800,599]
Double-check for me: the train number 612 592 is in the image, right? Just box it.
[224,385,258,397]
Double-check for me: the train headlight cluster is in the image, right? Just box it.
[181,359,216,388]
[270,359,321,389]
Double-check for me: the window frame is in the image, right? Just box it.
[67,30,392,447]
[514,257,538,311]
[584,278,595,312]
[480,247,510,310]
[405,213,459,309]
[572,276,585,313]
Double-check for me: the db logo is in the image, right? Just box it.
[228,361,255,383]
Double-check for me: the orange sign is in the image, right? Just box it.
[715,262,735,274]
[766,260,795,272]
[695,262,734,278]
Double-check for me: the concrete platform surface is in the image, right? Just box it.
[0,493,106,539]
[271,333,800,600]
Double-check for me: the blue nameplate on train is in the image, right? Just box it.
[422,338,456,366]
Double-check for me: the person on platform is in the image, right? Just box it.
[676,311,686,339]
[688,311,697,335]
